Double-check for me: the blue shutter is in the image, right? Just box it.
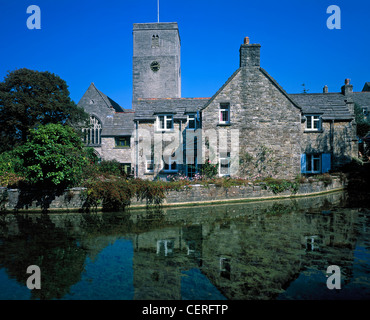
[322,153,331,173]
[301,154,306,174]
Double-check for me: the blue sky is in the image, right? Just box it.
[0,0,369,109]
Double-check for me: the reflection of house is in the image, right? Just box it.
[128,202,358,300]
[78,22,370,179]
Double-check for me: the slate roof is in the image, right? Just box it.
[350,92,370,109]
[133,98,210,121]
[289,93,353,120]
[101,111,135,137]
[362,82,370,92]
[201,68,301,111]
[91,83,125,113]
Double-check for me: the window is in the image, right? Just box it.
[146,157,154,173]
[306,154,321,173]
[115,136,130,148]
[363,107,369,118]
[83,116,102,146]
[219,152,231,176]
[219,103,230,124]
[152,35,159,48]
[122,163,132,176]
[157,115,174,131]
[186,137,198,178]
[163,154,177,172]
[301,153,331,174]
[305,115,321,131]
[220,257,231,279]
[157,240,174,257]
[187,114,196,130]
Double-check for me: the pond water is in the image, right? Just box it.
[0,191,369,300]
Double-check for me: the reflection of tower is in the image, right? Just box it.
[132,226,203,300]
[132,22,181,101]
[132,228,183,300]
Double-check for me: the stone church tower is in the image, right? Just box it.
[132,22,181,100]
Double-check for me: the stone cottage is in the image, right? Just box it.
[78,22,369,180]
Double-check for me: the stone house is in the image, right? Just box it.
[78,22,369,180]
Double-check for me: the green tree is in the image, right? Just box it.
[354,103,370,138]
[15,123,90,188]
[0,68,88,153]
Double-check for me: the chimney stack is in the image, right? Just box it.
[240,37,260,68]
[341,78,353,96]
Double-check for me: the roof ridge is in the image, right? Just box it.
[259,68,302,110]
[201,68,242,110]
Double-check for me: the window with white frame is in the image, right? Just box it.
[305,115,321,131]
[219,103,230,124]
[306,154,321,173]
[187,113,196,130]
[157,115,174,131]
[146,157,154,173]
[219,152,231,176]
[163,153,177,172]
[156,239,174,257]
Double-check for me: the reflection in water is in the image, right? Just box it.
[0,191,369,300]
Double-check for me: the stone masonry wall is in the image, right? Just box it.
[0,178,345,212]
[201,67,303,179]
[301,120,357,169]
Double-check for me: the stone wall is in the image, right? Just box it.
[0,178,345,213]
[301,120,357,169]
[201,66,303,179]
[132,23,181,100]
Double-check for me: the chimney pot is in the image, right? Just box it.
[323,85,328,93]
[345,78,350,85]
[244,37,250,45]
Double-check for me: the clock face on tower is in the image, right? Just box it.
[150,61,160,72]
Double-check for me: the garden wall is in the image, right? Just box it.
[0,177,346,213]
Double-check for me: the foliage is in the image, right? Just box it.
[0,68,88,153]
[317,173,333,186]
[238,145,283,180]
[263,178,300,195]
[0,151,25,187]
[354,103,370,138]
[84,178,178,211]
[98,159,126,177]
[200,159,219,179]
[238,149,254,177]
[14,123,90,188]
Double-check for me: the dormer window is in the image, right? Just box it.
[157,114,173,131]
[305,115,321,131]
[219,103,230,124]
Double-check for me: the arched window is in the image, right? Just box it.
[152,35,159,48]
[83,116,102,145]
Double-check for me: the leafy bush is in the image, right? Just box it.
[317,173,333,186]
[0,151,25,187]
[97,160,125,176]
[84,178,177,211]
[263,178,300,194]
[14,124,89,188]
[200,159,218,179]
